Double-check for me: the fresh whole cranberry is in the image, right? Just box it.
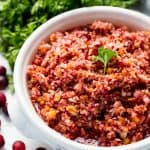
[0,66,6,76]
[0,134,5,148]
[2,103,9,116]
[0,76,8,90]
[0,92,6,108]
[12,140,26,150]
[35,147,47,150]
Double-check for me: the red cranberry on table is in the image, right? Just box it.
[0,91,6,108]
[35,147,47,150]
[2,103,9,116]
[0,76,8,90]
[0,66,6,76]
[0,134,5,148]
[12,140,26,150]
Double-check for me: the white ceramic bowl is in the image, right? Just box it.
[10,6,150,150]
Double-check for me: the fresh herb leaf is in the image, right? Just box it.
[7,74,14,93]
[0,0,80,70]
[94,47,117,74]
[81,0,138,8]
[104,0,138,8]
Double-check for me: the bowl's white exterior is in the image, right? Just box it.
[10,7,150,150]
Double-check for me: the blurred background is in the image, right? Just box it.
[134,0,150,15]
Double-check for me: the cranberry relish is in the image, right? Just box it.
[27,20,150,146]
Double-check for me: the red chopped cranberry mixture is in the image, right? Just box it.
[27,20,150,146]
